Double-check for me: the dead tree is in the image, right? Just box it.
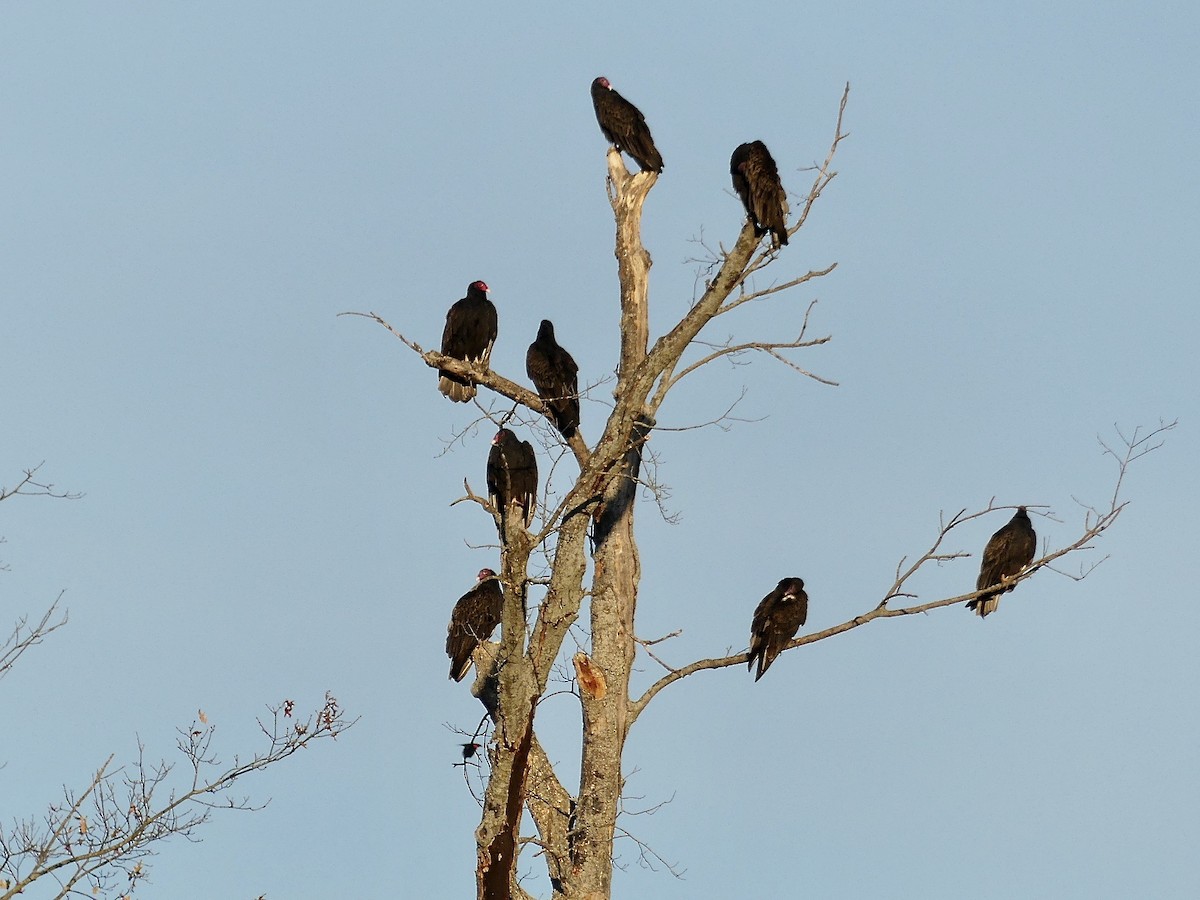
[350,84,1170,899]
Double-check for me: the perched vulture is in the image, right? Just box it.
[446,569,505,682]
[438,280,498,403]
[487,428,538,532]
[748,577,808,682]
[730,141,789,248]
[526,319,580,439]
[968,507,1037,618]
[591,77,664,174]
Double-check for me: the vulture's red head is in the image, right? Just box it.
[593,76,611,90]
[470,280,489,294]
[477,568,497,582]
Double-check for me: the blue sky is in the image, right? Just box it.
[2,2,1196,897]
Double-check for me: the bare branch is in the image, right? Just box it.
[634,629,685,674]
[658,298,836,399]
[716,264,838,316]
[451,477,498,520]
[338,311,590,468]
[722,82,848,292]
[636,629,683,647]
[613,821,685,879]
[643,88,849,416]
[0,464,82,504]
[0,694,354,898]
[785,82,850,245]
[0,593,67,682]
[629,422,1172,723]
[650,389,764,434]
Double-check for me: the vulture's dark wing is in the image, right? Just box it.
[748,577,808,681]
[439,281,498,402]
[968,508,1037,618]
[487,429,539,532]
[446,574,505,681]
[508,437,538,528]
[526,320,580,439]
[730,141,789,248]
[591,77,664,174]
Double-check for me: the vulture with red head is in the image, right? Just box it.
[438,280,497,402]
[591,77,664,174]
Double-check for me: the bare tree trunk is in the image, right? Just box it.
[572,428,646,897]
[567,153,658,899]
[473,530,539,900]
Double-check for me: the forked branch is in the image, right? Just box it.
[1,593,67,682]
[0,464,82,504]
[628,421,1174,723]
[644,87,849,414]
[0,694,354,900]
[338,311,590,467]
[657,299,836,403]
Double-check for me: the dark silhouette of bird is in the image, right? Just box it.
[460,742,481,760]
[487,429,538,533]
[438,281,498,402]
[730,141,789,248]
[969,507,1037,618]
[748,577,808,681]
[591,77,664,174]
[446,569,505,682]
[526,320,580,439]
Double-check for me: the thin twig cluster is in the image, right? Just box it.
[0,695,354,899]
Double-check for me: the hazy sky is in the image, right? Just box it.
[2,2,1196,897]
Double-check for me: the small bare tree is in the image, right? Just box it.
[0,466,353,899]
[351,84,1169,899]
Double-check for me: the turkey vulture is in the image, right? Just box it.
[446,569,505,682]
[438,280,498,403]
[968,507,1037,618]
[526,319,580,439]
[748,577,808,681]
[591,77,664,174]
[730,141,789,248]
[487,428,538,532]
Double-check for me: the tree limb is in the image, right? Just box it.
[0,694,353,899]
[338,311,590,467]
[0,593,67,682]
[628,420,1175,723]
